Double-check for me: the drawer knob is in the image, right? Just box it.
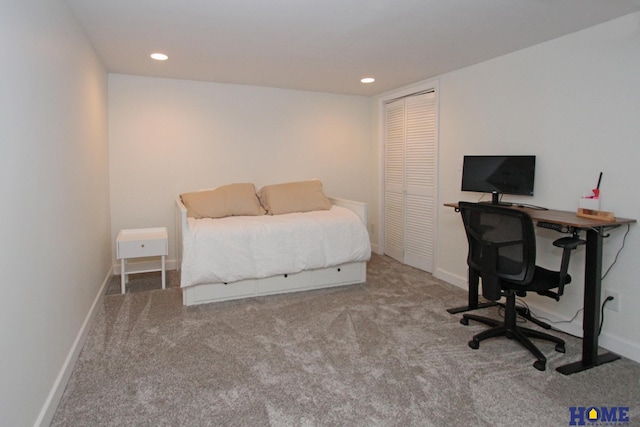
[141,244,145,248]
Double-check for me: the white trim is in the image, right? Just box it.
[376,79,441,103]
[370,242,381,255]
[435,266,640,364]
[434,267,468,290]
[34,269,112,427]
[598,331,640,364]
[376,78,440,266]
[525,300,640,363]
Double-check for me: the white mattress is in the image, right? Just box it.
[180,205,371,287]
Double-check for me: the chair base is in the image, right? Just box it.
[513,305,552,330]
[461,294,565,371]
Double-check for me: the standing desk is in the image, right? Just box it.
[444,202,635,375]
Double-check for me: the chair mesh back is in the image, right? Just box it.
[458,202,536,285]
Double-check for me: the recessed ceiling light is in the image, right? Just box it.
[361,77,375,84]
[150,53,168,61]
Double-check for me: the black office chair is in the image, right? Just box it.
[457,202,585,371]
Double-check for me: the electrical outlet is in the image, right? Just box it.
[604,290,620,312]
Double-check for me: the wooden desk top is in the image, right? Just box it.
[444,202,636,228]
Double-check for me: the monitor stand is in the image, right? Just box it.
[491,191,500,205]
[479,192,512,206]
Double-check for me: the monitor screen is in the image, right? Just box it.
[461,155,535,197]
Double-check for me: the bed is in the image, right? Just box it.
[175,181,371,306]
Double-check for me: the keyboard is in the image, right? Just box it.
[536,221,565,232]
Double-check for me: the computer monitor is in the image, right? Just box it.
[461,155,535,205]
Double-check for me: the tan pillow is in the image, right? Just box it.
[258,180,332,215]
[180,183,265,219]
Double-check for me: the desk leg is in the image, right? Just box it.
[556,227,620,375]
[447,268,497,314]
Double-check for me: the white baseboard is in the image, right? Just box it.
[35,268,112,427]
[524,300,640,364]
[36,261,638,427]
[434,267,467,290]
[436,267,640,364]
[598,331,640,364]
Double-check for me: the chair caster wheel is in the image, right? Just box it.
[468,340,479,349]
[460,317,469,325]
[555,343,566,353]
[533,360,546,371]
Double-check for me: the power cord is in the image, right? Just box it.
[602,224,630,280]
[599,295,615,336]
[516,223,629,336]
[518,295,615,337]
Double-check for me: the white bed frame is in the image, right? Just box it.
[175,196,368,306]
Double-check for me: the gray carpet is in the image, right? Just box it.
[52,254,640,426]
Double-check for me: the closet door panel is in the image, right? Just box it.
[383,91,437,272]
[404,193,434,271]
[405,94,436,197]
[404,93,436,270]
[384,99,405,263]
[384,191,404,263]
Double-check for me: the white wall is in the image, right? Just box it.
[0,1,110,426]
[108,75,375,264]
[2,4,635,425]
[111,13,640,363]
[431,13,640,360]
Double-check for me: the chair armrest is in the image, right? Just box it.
[552,236,586,297]
[553,236,586,250]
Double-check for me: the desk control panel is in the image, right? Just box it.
[537,221,565,233]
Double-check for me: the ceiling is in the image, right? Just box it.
[65,0,640,96]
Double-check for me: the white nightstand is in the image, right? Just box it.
[116,227,168,294]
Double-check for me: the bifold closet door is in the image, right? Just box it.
[384,91,436,272]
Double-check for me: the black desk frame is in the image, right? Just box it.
[446,203,635,375]
[446,268,496,314]
[555,226,619,374]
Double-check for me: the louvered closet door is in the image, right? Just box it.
[384,98,405,263]
[384,91,436,272]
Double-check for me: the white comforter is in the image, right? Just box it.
[180,206,371,287]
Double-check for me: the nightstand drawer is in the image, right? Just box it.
[117,228,168,259]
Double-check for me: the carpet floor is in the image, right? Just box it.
[52,254,640,426]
